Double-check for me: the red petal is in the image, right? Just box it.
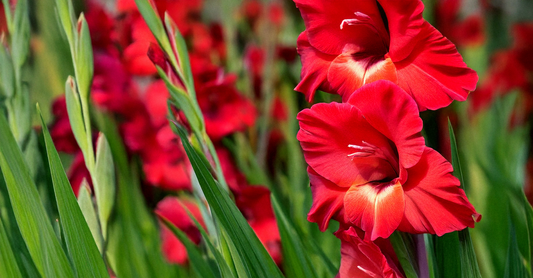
[348,81,425,169]
[377,0,425,63]
[307,167,348,231]
[398,147,481,235]
[344,181,405,241]
[298,102,398,187]
[335,227,404,278]
[295,32,336,102]
[328,54,397,102]
[394,22,478,111]
[294,0,388,56]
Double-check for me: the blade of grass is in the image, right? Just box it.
[272,195,316,278]
[174,122,283,278]
[0,217,23,278]
[182,202,236,278]
[390,231,419,278]
[449,120,482,278]
[39,106,109,278]
[0,112,74,277]
[160,217,218,278]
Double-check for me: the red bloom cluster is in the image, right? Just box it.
[293,0,481,276]
[49,0,282,266]
[470,23,533,114]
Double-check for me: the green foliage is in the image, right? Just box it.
[429,121,481,278]
[460,93,533,278]
[174,122,284,278]
[390,231,419,278]
[0,112,74,277]
[93,133,116,240]
[39,106,109,277]
[272,195,317,278]
[0,216,23,278]
[78,183,104,252]
[160,217,218,278]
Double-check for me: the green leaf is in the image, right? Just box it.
[78,182,104,252]
[39,106,109,278]
[0,39,15,98]
[173,122,283,278]
[93,133,116,240]
[133,0,173,59]
[390,231,419,278]
[11,0,30,68]
[75,14,94,100]
[431,233,461,278]
[504,223,531,278]
[0,217,23,278]
[272,195,316,278]
[0,111,74,277]
[163,14,194,92]
[64,76,88,155]
[190,211,236,278]
[430,121,482,278]
[160,217,218,278]
[94,112,179,278]
[157,66,203,133]
[54,0,75,45]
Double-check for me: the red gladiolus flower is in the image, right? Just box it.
[298,81,480,241]
[196,73,257,141]
[335,227,403,278]
[50,96,79,154]
[294,0,478,111]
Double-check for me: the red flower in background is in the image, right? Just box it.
[68,152,92,197]
[335,227,403,278]
[435,0,485,47]
[50,96,79,154]
[155,197,205,264]
[196,73,257,141]
[236,186,282,264]
[298,81,480,240]
[294,0,478,111]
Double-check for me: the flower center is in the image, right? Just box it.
[347,141,387,161]
[340,12,377,30]
[339,12,389,52]
[347,141,399,178]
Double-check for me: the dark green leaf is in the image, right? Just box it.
[390,231,418,278]
[39,107,109,278]
[430,121,481,278]
[160,217,218,278]
[504,223,530,278]
[183,201,236,278]
[272,195,316,278]
[0,217,23,278]
[174,122,283,278]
